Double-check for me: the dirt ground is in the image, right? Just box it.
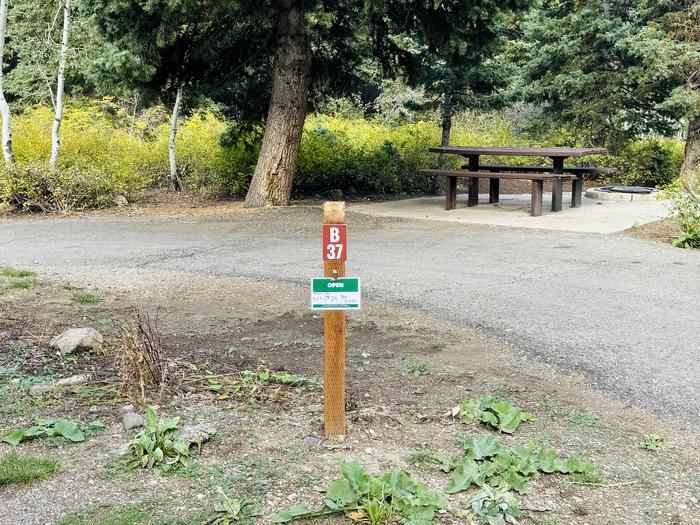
[0,268,699,525]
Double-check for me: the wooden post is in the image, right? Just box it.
[323,201,346,437]
[551,157,564,212]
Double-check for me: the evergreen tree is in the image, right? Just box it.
[524,0,699,186]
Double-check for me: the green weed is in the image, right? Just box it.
[120,407,196,473]
[444,435,598,494]
[567,412,601,427]
[407,363,427,377]
[208,487,260,524]
[272,459,443,523]
[3,418,103,446]
[454,394,536,434]
[55,503,149,525]
[71,292,101,304]
[637,434,667,451]
[570,470,604,485]
[0,452,60,486]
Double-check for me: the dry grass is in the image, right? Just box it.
[114,309,169,407]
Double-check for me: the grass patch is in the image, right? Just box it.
[567,411,601,427]
[0,266,35,278]
[71,292,101,304]
[8,277,40,289]
[0,453,60,486]
[56,503,149,525]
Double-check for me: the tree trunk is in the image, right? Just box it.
[244,0,311,208]
[168,84,183,190]
[681,115,700,191]
[440,86,453,148]
[49,0,70,169]
[0,0,13,164]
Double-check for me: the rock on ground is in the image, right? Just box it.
[122,411,146,430]
[49,327,104,354]
[178,424,217,443]
[29,374,90,394]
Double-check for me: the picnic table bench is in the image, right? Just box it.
[419,146,611,216]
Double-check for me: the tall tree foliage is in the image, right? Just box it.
[5,0,102,107]
[524,0,699,186]
[366,1,532,147]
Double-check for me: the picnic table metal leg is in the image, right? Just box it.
[468,177,479,207]
[446,176,457,210]
[571,176,583,207]
[489,178,499,204]
[531,180,543,217]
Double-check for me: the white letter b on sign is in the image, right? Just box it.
[329,227,340,242]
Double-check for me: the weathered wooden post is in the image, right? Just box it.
[311,201,360,437]
[322,201,346,436]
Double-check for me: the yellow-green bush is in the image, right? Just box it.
[0,100,687,212]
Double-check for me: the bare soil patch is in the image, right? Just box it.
[0,272,698,525]
[623,218,680,245]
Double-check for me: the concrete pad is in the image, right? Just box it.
[353,193,671,234]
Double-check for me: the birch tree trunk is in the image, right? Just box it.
[49,0,70,169]
[244,0,311,208]
[0,0,14,164]
[168,84,183,190]
[681,114,700,191]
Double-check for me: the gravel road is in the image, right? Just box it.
[1,206,698,426]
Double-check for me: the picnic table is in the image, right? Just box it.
[420,146,612,216]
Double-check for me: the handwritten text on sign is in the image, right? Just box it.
[311,278,361,310]
[322,224,347,261]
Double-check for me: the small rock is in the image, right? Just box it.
[123,411,146,430]
[328,189,343,199]
[179,423,217,443]
[112,194,129,206]
[49,327,103,354]
[305,404,323,414]
[303,435,322,448]
[29,374,90,394]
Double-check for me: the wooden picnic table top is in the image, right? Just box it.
[428,145,608,157]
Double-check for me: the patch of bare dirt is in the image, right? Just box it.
[624,218,680,245]
[0,273,698,525]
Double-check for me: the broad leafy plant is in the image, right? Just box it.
[671,186,700,249]
[120,407,195,473]
[463,484,521,525]
[443,436,598,495]
[3,418,103,446]
[454,395,536,434]
[206,487,260,525]
[272,459,443,524]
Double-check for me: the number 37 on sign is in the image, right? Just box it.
[323,224,347,261]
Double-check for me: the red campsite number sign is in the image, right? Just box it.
[323,224,347,261]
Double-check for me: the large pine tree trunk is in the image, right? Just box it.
[168,84,183,190]
[0,0,14,164]
[244,0,311,208]
[49,0,70,169]
[681,114,700,191]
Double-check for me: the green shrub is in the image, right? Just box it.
[0,162,115,211]
[671,187,700,249]
[0,100,686,209]
[603,138,684,188]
